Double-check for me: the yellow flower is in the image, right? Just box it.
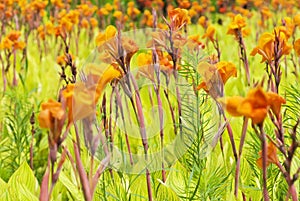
[0,38,13,50]
[294,38,300,56]
[90,17,98,28]
[95,25,117,46]
[136,51,154,80]
[94,64,122,103]
[251,30,292,63]
[202,25,215,41]
[168,8,190,30]
[80,18,89,28]
[216,61,237,84]
[197,61,237,92]
[38,99,65,131]
[257,142,279,168]
[219,87,286,124]
[0,31,26,50]
[227,14,246,36]
[294,13,300,26]
[198,16,207,28]
[113,10,123,20]
[266,92,286,118]
[187,34,204,51]
[62,84,75,124]
[250,32,274,63]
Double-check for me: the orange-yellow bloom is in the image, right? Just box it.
[197,61,237,92]
[94,64,122,102]
[187,34,205,51]
[198,16,207,28]
[294,13,300,27]
[257,142,279,168]
[38,99,65,133]
[227,14,246,36]
[62,84,75,124]
[0,31,26,51]
[202,25,216,41]
[219,87,286,124]
[251,31,291,63]
[95,25,117,46]
[168,8,190,30]
[294,38,300,56]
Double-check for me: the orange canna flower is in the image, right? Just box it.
[38,99,65,139]
[0,31,26,51]
[219,87,286,124]
[294,13,300,27]
[227,14,246,36]
[197,61,237,92]
[237,87,269,124]
[218,96,245,116]
[168,8,190,31]
[127,1,140,18]
[251,30,291,63]
[257,142,279,168]
[80,18,89,28]
[202,25,216,42]
[187,34,205,51]
[90,17,98,28]
[198,16,208,28]
[95,25,117,46]
[294,38,300,56]
[136,51,154,80]
[94,64,122,103]
[0,38,13,50]
[62,84,75,124]
[216,61,237,84]
[113,10,123,20]
[266,92,286,118]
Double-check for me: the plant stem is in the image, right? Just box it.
[235,117,248,197]
[129,72,153,201]
[115,88,133,165]
[237,30,250,86]
[73,142,92,201]
[221,110,238,161]
[259,125,270,201]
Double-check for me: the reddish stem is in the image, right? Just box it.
[235,117,249,197]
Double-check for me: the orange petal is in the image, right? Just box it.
[218,96,244,116]
[266,92,286,118]
[38,109,52,129]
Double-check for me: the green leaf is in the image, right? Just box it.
[7,162,39,201]
[156,180,180,201]
[0,177,9,201]
[59,171,84,200]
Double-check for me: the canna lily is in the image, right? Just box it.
[136,51,154,80]
[198,16,208,28]
[168,8,190,31]
[202,25,216,42]
[127,1,140,19]
[187,34,205,51]
[94,64,122,103]
[257,142,279,168]
[294,13,300,27]
[38,99,66,142]
[197,61,237,92]
[227,14,246,36]
[219,87,286,124]
[61,64,122,122]
[95,25,117,46]
[251,30,292,63]
[0,31,26,51]
[294,38,300,56]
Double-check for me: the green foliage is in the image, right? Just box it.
[0,162,39,201]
